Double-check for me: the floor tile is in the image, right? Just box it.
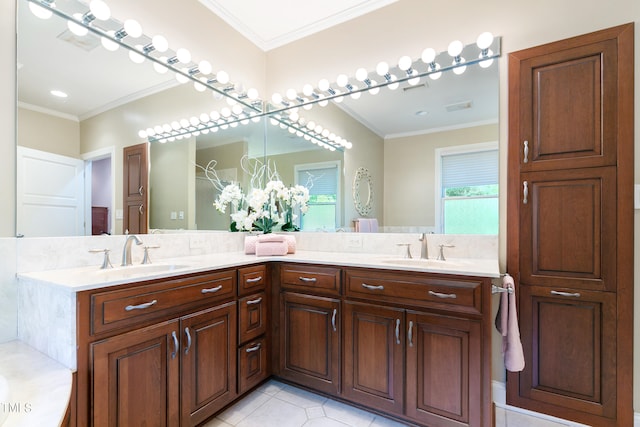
[322,399,375,427]
[235,398,308,427]
[257,379,287,396]
[370,415,409,427]
[306,406,326,419]
[302,418,351,427]
[275,384,329,408]
[216,390,271,425]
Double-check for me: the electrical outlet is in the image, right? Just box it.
[189,235,207,249]
[347,235,363,248]
[178,211,185,220]
[170,211,177,220]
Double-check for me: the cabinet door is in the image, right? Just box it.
[405,312,482,427]
[519,167,616,291]
[517,285,616,421]
[280,292,340,395]
[91,319,180,427]
[343,302,404,415]
[238,292,267,345]
[239,337,269,395]
[180,301,237,426]
[123,143,148,234]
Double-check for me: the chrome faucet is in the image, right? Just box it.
[419,233,429,259]
[122,235,143,266]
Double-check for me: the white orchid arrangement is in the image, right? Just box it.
[200,155,310,233]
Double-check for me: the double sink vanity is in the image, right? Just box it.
[14,232,499,427]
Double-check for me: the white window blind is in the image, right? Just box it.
[441,149,498,190]
[298,165,338,195]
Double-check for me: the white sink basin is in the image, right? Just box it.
[379,257,498,276]
[382,258,465,268]
[94,263,192,279]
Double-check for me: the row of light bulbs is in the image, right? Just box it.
[268,31,497,113]
[27,0,262,112]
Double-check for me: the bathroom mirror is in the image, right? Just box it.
[15,0,498,236]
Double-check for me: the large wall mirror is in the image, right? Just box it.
[15,0,499,237]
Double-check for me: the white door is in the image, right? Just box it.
[16,146,85,237]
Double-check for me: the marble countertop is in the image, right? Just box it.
[18,250,500,292]
[0,340,72,427]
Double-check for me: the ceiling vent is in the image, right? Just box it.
[445,100,473,112]
[57,29,100,52]
[403,83,427,92]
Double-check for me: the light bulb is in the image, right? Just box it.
[124,20,142,38]
[152,35,168,52]
[350,90,361,100]
[175,69,189,84]
[428,63,442,80]
[336,74,349,88]
[398,55,413,71]
[270,118,278,126]
[200,113,210,123]
[251,116,261,123]
[289,111,299,122]
[154,125,163,134]
[138,130,147,139]
[226,96,237,106]
[334,96,344,103]
[448,40,463,57]
[146,128,155,137]
[247,88,259,100]
[368,80,380,95]
[286,88,298,100]
[303,103,313,111]
[345,142,353,149]
[319,100,329,107]
[479,50,494,68]
[408,76,420,86]
[476,32,494,50]
[198,60,212,75]
[306,121,315,130]
[453,58,467,75]
[271,93,283,105]
[153,57,168,74]
[232,105,243,115]
[355,67,368,82]
[180,118,190,128]
[317,79,329,92]
[210,111,220,121]
[176,48,191,64]
[301,84,313,97]
[129,45,145,64]
[216,70,229,84]
[190,117,200,126]
[29,2,53,19]
[194,80,206,92]
[421,48,436,64]
[221,107,231,117]
[376,61,389,76]
[101,32,119,51]
[388,75,399,90]
[68,13,88,36]
[163,124,172,133]
[89,0,110,20]
[171,121,181,130]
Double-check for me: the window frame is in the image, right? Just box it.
[294,160,342,231]
[434,141,499,234]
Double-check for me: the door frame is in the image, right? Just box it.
[82,146,116,236]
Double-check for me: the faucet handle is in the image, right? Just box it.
[142,245,160,265]
[89,248,113,269]
[397,243,413,259]
[437,244,455,261]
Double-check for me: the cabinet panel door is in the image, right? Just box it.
[123,143,148,234]
[239,292,267,345]
[520,167,616,291]
[181,301,237,426]
[517,285,616,419]
[405,312,481,427]
[91,320,180,427]
[280,292,340,395]
[238,337,269,395]
[343,302,404,415]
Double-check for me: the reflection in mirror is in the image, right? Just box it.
[16,0,499,236]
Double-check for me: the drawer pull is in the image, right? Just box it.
[408,321,414,347]
[246,276,263,283]
[201,285,223,294]
[184,327,192,355]
[332,308,337,332]
[125,299,157,311]
[246,297,263,305]
[428,290,457,299]
[551,290,581,298]
[171,331,178,359]
[298,276,317,283]
[246,343,262,353]
[395,319,401,345]
[362,283,384,291]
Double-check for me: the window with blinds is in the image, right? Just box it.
[440,148,498,234]
[296,162,340,231]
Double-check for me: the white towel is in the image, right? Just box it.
[356,218,371,232]
[494,274,525,372]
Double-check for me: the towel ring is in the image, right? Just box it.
[491,284,514,295]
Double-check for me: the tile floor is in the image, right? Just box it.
[201,379,407,427]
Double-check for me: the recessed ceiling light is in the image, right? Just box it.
[415,110,429,117]
[50,90,68,98]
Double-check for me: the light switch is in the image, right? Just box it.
[170,211,177,220]
[115,209,123,220]
[178,211,184,220]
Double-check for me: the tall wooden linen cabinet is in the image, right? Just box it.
[506,24,634,426]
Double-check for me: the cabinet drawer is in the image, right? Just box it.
[238,265,267,296]
[91,270,236,335]
[345,269,483,315]
[238,292,267,344]
[280,264,341,296]
[238,337,269,395]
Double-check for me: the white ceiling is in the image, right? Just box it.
[17,0,498,139]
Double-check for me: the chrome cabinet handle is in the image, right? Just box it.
[331,308,337,332]
[125,299,157,311]
[138,186,144,196]
[523,181,529,204]
[523,140,529,163]
[246,297,262,305]
[428,290,457,299]
[201,285,223,294]
[408,321,414,347]
[299,276,317,283]
[362,283,384,291]
[246,343,262,353]
[184,327,192,355]
[246,276,262,283]
[138,204,144,215]
[171,331,178,359]
[551,290,581,298]
[395,319,401,345]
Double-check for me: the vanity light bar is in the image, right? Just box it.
[268,113,351,152]
[25,0,263,114]
[268,33,501,115]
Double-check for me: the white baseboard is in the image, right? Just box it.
[492,381,640,426]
